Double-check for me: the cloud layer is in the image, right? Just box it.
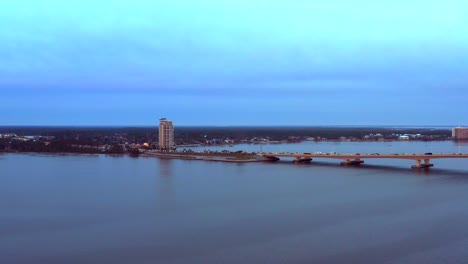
[1,0,468,125]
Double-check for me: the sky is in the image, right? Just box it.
[1,0,468,126]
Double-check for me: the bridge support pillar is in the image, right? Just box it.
[263,156,280,162]
[412,159,434,169]
[340,159,364,166]
[294,157,312,163]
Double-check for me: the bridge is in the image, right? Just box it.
[261,152,468,168]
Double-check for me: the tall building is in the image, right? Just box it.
[159,118,174,151]
[452,127,468,140]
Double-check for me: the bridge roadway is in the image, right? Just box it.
[261,152,468,168]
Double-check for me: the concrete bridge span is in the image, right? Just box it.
[261,152,468,169]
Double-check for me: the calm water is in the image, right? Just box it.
[1,141,468,264]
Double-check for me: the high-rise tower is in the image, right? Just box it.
[159,118,174,151]
[452,126,468,140]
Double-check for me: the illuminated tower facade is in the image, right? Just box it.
[159,118,174,151]
[452,127,468,140]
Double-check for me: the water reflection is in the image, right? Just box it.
[157,158,175,210]
[453,141,468,155]
[453,141,468,147]
[413,167,432,176]
[158,158,174,177]
[2,153,468,264]
[276,159,468,178]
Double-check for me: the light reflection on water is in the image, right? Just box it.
[1,141,468,264]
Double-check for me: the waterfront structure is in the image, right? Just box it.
[452,127,468,140]
[261,152,468,169]
[159,118,174,151]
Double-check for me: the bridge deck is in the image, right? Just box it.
[262,153,468,160]
[262,153,468,168]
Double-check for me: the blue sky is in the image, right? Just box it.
[1,0,468,126]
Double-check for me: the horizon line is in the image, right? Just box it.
[0,125,462,128]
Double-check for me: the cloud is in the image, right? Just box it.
[1,0,468,125]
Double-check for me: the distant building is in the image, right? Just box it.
[159,118,174,151]
[398,135,410,140]
[452,127,468,140]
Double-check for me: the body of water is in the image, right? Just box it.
[1,141,468,263]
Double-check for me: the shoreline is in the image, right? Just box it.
[1,151,263,163]
[2,139,466,163]
[140,152,262,163]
